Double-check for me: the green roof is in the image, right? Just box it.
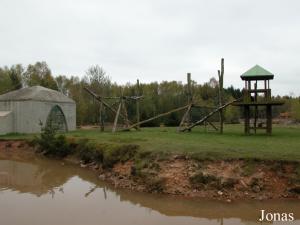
[241,65,274,80]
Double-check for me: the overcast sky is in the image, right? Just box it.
[1,0,300,95]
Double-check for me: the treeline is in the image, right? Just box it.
[0,61,299,126]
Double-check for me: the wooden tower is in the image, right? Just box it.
[234,65,283,135]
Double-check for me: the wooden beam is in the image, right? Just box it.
[207,121,218,131]
[180,99,238,132]
[177,104,192,131]
[102,96,143,100]
[123,104,190,131]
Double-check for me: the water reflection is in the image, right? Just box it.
[0,159,299,225]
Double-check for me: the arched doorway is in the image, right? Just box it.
[46,105,68,132]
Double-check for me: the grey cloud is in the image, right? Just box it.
[0,0,299,95]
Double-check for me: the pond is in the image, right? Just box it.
[0,158,299,225]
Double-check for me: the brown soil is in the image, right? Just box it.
[1,140,300,201]
[0,140,36,161]
[159,158,193,195]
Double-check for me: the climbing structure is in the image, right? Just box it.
[179,58,233,133]
[233,65,284,135]
[84,80,142,133]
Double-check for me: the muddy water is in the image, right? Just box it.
[0,159,299,225]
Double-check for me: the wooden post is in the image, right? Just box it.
[99,101,104,131]
[187,73,192,131]
[136,79,140,130]
[266,105,272,135]
[112,101,122,133]
[178,73,192,131]
[244,105,250,135]
[264,80,267,98]
[187,73,192,104]
[254,105,258,134]
[254,81,258,134]
[218,58,224,134]
[122,98,130,128]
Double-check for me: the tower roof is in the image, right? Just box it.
[241,65,274,80]
[0,86,75,103]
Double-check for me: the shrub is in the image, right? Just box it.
[221,178,238,188]
[190,171,221,188]
[145,177,165,193]
[75,139,104,164]
[74,139,139,168]
[103,144,139,168]
[34,123,72,158]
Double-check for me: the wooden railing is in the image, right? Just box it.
[243,89,271,102]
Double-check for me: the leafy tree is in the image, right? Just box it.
[2,61,294,127]
[0,67,12,94]
[23,61,58,90]
[9,64,23,90]
[55,75,70,95]
[34,122,71,158]
[225,85,243,99]
[85,65,110,87]
[83,65,112,124]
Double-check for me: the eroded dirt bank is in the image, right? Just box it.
[1,140,300,201]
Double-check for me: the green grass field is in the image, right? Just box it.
[1,124,300,161]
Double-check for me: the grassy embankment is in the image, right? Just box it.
[1,124,300,197]
[1,124,300,161]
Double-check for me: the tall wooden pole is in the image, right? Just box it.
[187,73,192,131]
[136,79,140,130]
[178,73,192,131]
[218,58,224,134]
[244,105,250,135]
[187,73,192,105]
[266,105,272,135]
[122,98,130,128]
[254,81,258,134]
